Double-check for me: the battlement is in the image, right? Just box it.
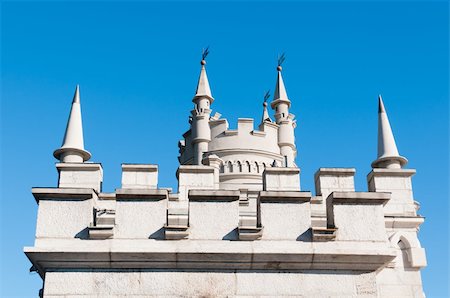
[209,118,279,153]
[28,162,427,291]
[26,57,427,297]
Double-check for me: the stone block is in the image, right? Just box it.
[177,165,216,201]
[56,163,103,192]
[258,191,311,240]
[121,164,158,189]
[367,169,417,216]
[314,168,355,198]
[263,167,300,191]
[114,189,168,239]
[42,269,382,297]
[188,190,240,240]
[33,188,95,239]
[237,118,254,133]
[327,192,390,242]
[409,247,427,268]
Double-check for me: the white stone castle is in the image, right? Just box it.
[25,54,427,297]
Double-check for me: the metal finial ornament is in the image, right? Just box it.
[264,90,271,103]
[277,53,286,71]
[201,46,210,65]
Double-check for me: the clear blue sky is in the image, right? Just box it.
[1,1,448,297]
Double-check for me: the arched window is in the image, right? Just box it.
[245,161,251,172]
[397,239,412,269]
[256,162,260,173]
[237,161,242,172]
[227,161,233,173]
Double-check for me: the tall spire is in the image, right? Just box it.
[193,47,214,102]
[272,53,291,106]
[371,95,407,169]
[261,90,272,124]
[191,48,213,165]
[273,67,290,104]
[270,55,297,167]
[53,85,91,163]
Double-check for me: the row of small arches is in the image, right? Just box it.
[220,161,270,174]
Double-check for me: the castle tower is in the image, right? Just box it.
[191,52,214,165]
[25,58,427,298]
[53,85,91,163]
[368,95,426,296]
[271,60,297,167]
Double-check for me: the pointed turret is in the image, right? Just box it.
[371,95,407,169]
[270,55,297,167]
[191,48,213,165]
[53,85,91,163]
[194,59,214,102]
[272,66,290,105]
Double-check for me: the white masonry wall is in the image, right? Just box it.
[43,270,379,297]
[27,160,426,298]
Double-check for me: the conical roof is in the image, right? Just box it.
[193,60,214,102]
[271,66,291,108]
[53,85,91,162]
[371,95,407,168]
[261,101,272,124]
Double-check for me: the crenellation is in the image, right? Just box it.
[121,164,158,189]
[114,188,168,239]
[25,58,427,297]
[56,162,103,192]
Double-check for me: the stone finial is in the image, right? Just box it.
[371,95,407,169]
[53,85,91,163]
[261,90,273,124]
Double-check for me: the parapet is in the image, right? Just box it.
[56,162,103,192]
[28,159,426,295]
[208,118,280,155]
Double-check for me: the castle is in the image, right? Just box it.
[25,55,427,297]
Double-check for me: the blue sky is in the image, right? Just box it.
[1,1,448,297]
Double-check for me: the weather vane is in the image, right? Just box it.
[264,90,271,103]
[202,46,210,61]
[277,53,286,70]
